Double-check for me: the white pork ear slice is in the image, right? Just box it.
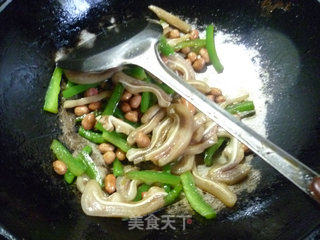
[81,180,167,218]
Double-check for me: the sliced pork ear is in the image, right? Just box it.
[96,115,135,135]
[172,155,195,175]
[192,165,237,207]
[112,71,172,107]
[145,103,194,166]
[116,176,141,202]
[81,180,167,218]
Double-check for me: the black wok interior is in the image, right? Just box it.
[0,0,320,239]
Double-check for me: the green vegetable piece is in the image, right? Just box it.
[206,25,224,74]
[155,82,175,95]
[133,184,151,202]
[140,76,152,113]
[50,139,86,176]
[162,163,173,173]
[78,127,105,144]
[158,35,174,56]
[163,184,172,193]
[79,145,103,186]
[103,83,124,116]
[204,137,227,166]
[62,83,99,99]
[64,170,75,184]
[43,67,63,114]
[126,170,180,186]
[65,81,76,89]
[95,123,131,152]
[180,171,216,219]
[123,66,147,80]
[113,158,124,177]
[165,184,183,205]
[173,39,206,51]
[114,107,125,119]
[225,101,255,114]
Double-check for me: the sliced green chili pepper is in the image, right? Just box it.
[43,67,63,114]
[113,158,124,177]
[162,163,173,174]
[155,82,175,95]
[65,81,76,89]
[78,127,105,144]
[204,137,227,167]
[64,170,75,184]
[114,107,125,119]
[103,83,124,116]
[123,66,147,80]
[79,145,103,186]
[95,123,131,152]
[163,184,172,193]
[126,170,180,186]
[140,76,152,113]
[133,184,151,202]
[180,171,216,219]
[50,139,86,176]
[165,184,183,205]
[62,83,99,99]
[206,25,224,74]
[158,35,174,56]
[225,101,255,114]
[173,39,206,51]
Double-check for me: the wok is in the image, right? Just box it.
[0,0,320,239]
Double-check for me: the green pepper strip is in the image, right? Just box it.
[158,35,175,56]
[225,101,255,114]
[181,171,216,219]
[78,127,105,144]
[133,184,151,202]
[155,82,175,95]
[95,123,131,152]
[113,158,124,177]
[103,83,124,116]
[173,39,206,51]
[126,170,180,186]
[65,81,76,89]
[123,66,147,80]
[50,139,86,176]
[162,163,174,192]
[206,25,224,74]
[62,83,99,99]
[165,184,183,205]
[114,107,125,119]
[204,137,227,167]
[79,146,104,186]
[64,170,75,184]
[140,76,152,113]
[43,67,63,114]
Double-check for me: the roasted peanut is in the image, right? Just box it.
[125,111,138,122]
[121,102,132,113]
[129,95,142,109]
[192,57,205,72]
[84,88,99,97]
[121,91,133,101]
[88,101,101,111]
[103,151,116,165]
[187,52,197,63]
[115,149,126,161]
[53,160,67,175]
[199,48,210,63]
[169,29,180,38]
[190,29,199,39]
[98,143,115,153]
[81,112,95,130]
[135,132,151,148]
[105,174,116,194]
[74,105,89,116]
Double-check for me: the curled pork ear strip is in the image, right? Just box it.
[172,155,195,175]
[127,109,166,145]
[113,72,172,107]
[81,180,167,218]
[97,115,135,135]
[145,103,194,166]
[192,165,237,207]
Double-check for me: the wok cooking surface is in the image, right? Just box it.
[0,0,320,239]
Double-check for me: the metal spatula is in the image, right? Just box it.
[57,19,320,202]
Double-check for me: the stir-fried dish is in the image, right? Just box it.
[44,6,256,219]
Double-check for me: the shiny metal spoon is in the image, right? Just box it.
[57,19,320,202]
